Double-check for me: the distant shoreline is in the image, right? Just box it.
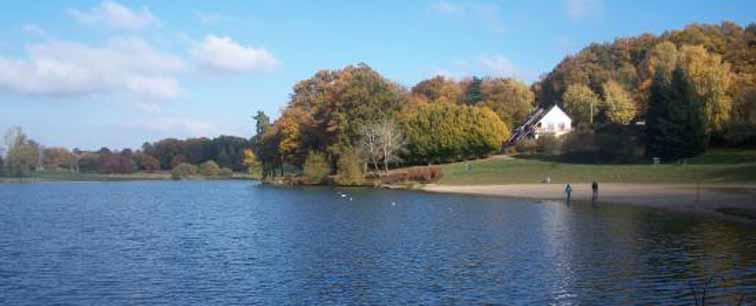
[420,183,756,221]
[0,171,256,183]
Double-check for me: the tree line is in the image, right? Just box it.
[1,127,252,177]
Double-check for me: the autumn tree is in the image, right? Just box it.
[411,75,461,104]
[479,78,534,128]
[678,45,734,131]
[562,84,601,125]
[335,149,365,186]
[601,80,637,125]
[42,147,76,171]
[3,127,41,177]
[241,149,261,177]
[133,152,160,172]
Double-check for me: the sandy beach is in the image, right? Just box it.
[421,183,756,213]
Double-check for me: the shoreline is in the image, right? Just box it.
[420,183,756,220]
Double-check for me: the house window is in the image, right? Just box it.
[559,123,566,131]
[547,123,555,131]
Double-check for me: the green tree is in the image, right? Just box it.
[302,151,330,184]
[646,68,708,161]
[464,76,483,105]
[399,103,509,164]
[335,150,365,186]
[562,84,601,125]
[601,80,637,125]
[199,160,222,177]
[253,111,271,137]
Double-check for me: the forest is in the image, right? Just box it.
[2,22,755,183]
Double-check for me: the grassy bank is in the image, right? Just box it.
[438,150,756,185]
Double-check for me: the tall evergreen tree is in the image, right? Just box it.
[465,76,483,105]
[253,111,271,137]
[645,67,708,161]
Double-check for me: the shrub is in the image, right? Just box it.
[219,167,234,177]
[537,134,562,155]
[199,160,221,177]
[724,121,756,147]
[335,150,365,186]
[380,166,443,184]
[515,138,538,154]
[399,103,510,164]
[171,163,197,180]
[302,151,330,184]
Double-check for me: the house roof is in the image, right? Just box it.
[504,105,570,146]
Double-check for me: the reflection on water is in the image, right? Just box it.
[0,181,754,305]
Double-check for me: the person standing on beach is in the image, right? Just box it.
[564,184,572,205]
[592,180,599,203]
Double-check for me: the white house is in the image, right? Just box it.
[505,105,573,146]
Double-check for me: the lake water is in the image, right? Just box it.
[0,181,755,305]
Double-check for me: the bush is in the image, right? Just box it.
[199,160,221,177]
[381,166,443,184]
[515,138,538,154]
[399,103,510,164]
[219,167,234,177]
[536,134,562,155]
[335,150,365,186]
[171,163,197,180]
[724,121,756,147]
[302,151,330,184]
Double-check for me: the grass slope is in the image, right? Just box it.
[438,150,756,185]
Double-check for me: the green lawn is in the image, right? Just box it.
[438,150,756,185]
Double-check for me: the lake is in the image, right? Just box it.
[0,181,755,305]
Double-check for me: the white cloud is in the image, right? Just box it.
[67,1,158,31]
[565,0,603,21]
[0,37,184,101]
[191,35,278,74]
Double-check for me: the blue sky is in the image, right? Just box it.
[0,0,753,150]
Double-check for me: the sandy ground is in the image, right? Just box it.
[421,183,756,212]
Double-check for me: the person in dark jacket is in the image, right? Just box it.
[592,180,599,204]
